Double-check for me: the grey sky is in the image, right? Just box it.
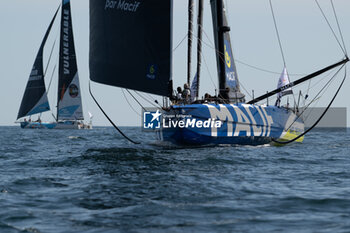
[0,0,349,126]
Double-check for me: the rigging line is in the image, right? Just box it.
[201,19,310,77]
[88,81,140,144]
[272,67,346,145]
[287,70,298,111]
[126,90,147,111]
[201,26,215,47]
[121,89,141,117]
[235,59,306,76]
[47,54,58,119]
[300,68,335,112]
[46,64,57,94]
[292,65,340,118]
[201,48,217,89]
[145,93,164,109]
[306,79,312,96]
[314,0,346,56]
[146,93,161,104]
[303,97,323,122]
[269,0,287,67]
[202,25,251,97]
[306,67,337,91]
[269,0,297,114]
[203,27,293,78]
[44,5,61,77]
[133,91,158,108]
[282,64,344,133]
[303,68,341,116]
[247,57,349,104]
[239,81,252,99]
[173,33,188,52]
[44,39,57,76]
[201,31,307,76]
[330,0,348,55]
[202,32,285,99]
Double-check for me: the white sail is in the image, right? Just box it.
[57,72,84,120]
[190,72,198,101]
[275,67,293,106]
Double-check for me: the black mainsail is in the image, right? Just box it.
[89,0,173,97]
[210,0,245,103]
[17,8,59,120]
[57,0,84,121]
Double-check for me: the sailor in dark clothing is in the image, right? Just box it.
[176,87,183,100]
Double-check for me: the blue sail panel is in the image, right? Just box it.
[224,39,238,89]
[27,102,50,116]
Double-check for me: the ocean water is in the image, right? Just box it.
[0,126,349,233]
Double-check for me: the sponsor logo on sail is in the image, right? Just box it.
[146,64,157,79]
[105,0,141,12]
[29,66,42,81]
[224,45,231,68]
[69,84,79,98]
[224,41,235,82]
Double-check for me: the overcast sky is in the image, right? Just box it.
[0,0,349,126]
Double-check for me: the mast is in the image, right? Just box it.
[196,0,204,98]
[187,0,194,85]
[216,0,227,99]
[210,0,244,103]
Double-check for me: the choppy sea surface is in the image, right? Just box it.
[0,126,349,232]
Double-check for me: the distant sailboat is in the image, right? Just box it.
[89,0,347,145]
[17,0,92,129]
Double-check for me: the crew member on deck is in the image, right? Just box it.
[176,87,183,101]
[182,83,191,103]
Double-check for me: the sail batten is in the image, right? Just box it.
[17,7,60,120]
[89,0,173,97]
